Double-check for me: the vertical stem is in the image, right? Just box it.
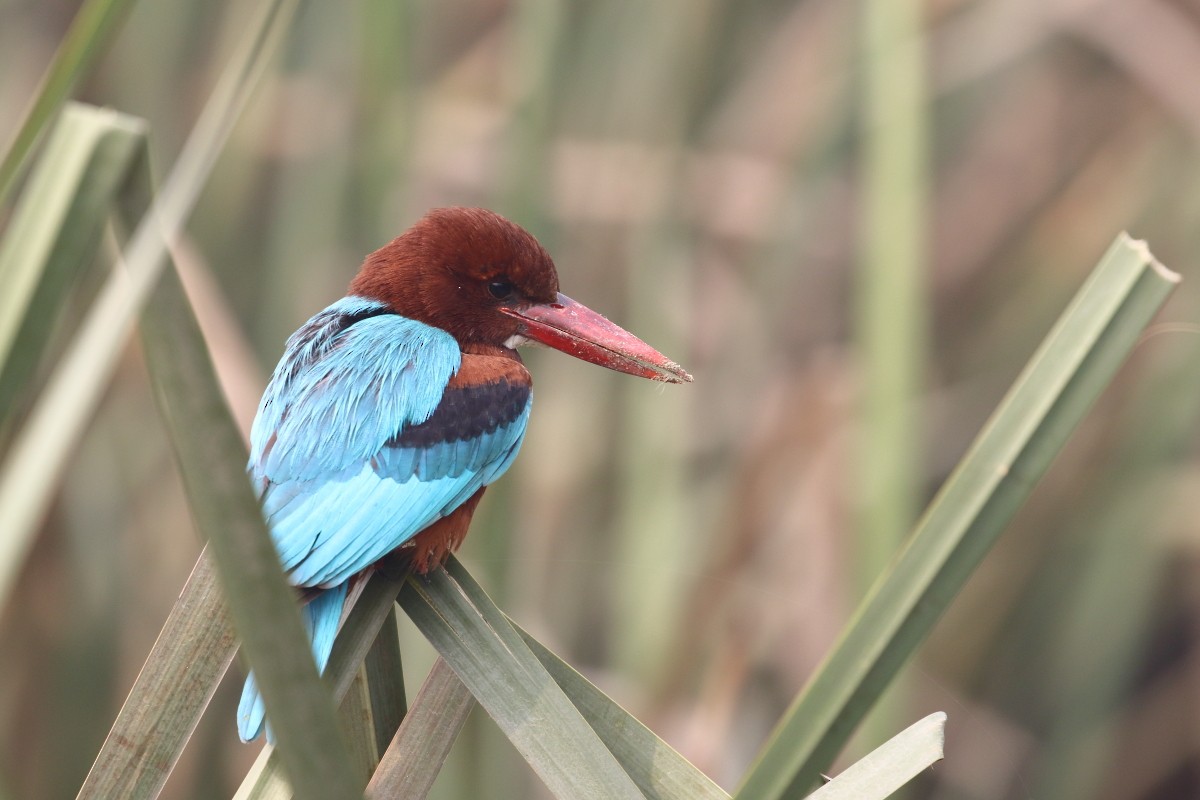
[856,0,928,593]
[613,0,710,688]
[0,0,137,205]
[363,606,407,757]
[499,0,564,224]
[338,666,381,781]
[854,0,928,777]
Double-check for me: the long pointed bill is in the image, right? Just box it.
[502,293,693,383]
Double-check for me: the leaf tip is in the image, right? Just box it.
[1119,232,1180,285]
[928,711,947,760]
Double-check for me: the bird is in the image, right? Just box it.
[237,206,691,740]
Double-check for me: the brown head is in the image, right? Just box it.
[350,207,692,383]
[351,207,557,346]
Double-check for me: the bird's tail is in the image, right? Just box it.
[237,581,349,742]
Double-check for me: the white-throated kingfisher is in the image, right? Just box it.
[238,207,691,740]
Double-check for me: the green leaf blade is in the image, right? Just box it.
[232,573,409,799]
[0,103,145,384]
[807,713,945,800]
[0,0,137,205]
[365,657,474,800]
[0,0,301,616]
[399,564,647,800]
[362,606,408,757]
[76,551,236,799]
[138,227,361,799]
[0,105,145,597]
[514,621,730,800]
[735,234,1179,799]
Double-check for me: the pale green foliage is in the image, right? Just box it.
[0,2,1191,799]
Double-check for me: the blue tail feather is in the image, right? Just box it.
[237,581,349,742]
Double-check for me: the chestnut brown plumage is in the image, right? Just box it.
[237,206,689,741]
[350,207,692,383]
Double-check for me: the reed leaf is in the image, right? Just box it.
[234,747,291,800]
[856,0,928,591]
[138,237,360,798]
[76,550,236,798]
[0,0,298,614]
[338,668,382,783]
[0,107,143,600]
[514,621,730,800]
[361,606,408,757]
[232,573,407,799]
[400,556,727,799]
[807,713,945,800]
[735,234,1180,799]
[242,554,730,800]
[0,103,144,413]
[365,657,474,800]
[0,0,137,205]
[399,561,646,799]
[84,542,405,798]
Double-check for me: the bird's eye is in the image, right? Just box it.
[488,280,514,300]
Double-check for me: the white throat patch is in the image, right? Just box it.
[503,334,529,349]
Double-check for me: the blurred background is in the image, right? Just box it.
[4,0,1200,797]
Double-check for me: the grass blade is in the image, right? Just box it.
[233,572,407,799]
[76,550,236,798]
[0,0,299,615]
[0,0,137,205]
[328,584,410,784]
[0,105,144,598]
[807,713,945,800]
[399,561,646,799]
[455,556,726,799]
[365,657,474,800]
[0,103,144,412]
[362,606,407,757]
[853,0,929,767]
[338,668,382,782]
[856,0,928,590]
[735,234,1180,799]
[513,621,730,800]
[137,232,360,797]
[87,556,403,800]
[325,574,408,700]
[234,747,291,800]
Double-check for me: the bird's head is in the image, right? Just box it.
[349,207,692,383]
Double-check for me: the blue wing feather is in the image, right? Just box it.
[250,296,532,584]
[239,295,532,739]
[252,300,459,484]
[247,296,529,588]
[238,581,349,741]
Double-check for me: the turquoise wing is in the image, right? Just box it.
[249,296,531,588]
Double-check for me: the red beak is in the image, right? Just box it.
[502,293,692,384]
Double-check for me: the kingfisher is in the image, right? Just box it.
[238,207,691,740]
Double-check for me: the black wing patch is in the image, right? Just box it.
[389,378,531,448]
[290,304,395,353]
[279,302,396,388]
